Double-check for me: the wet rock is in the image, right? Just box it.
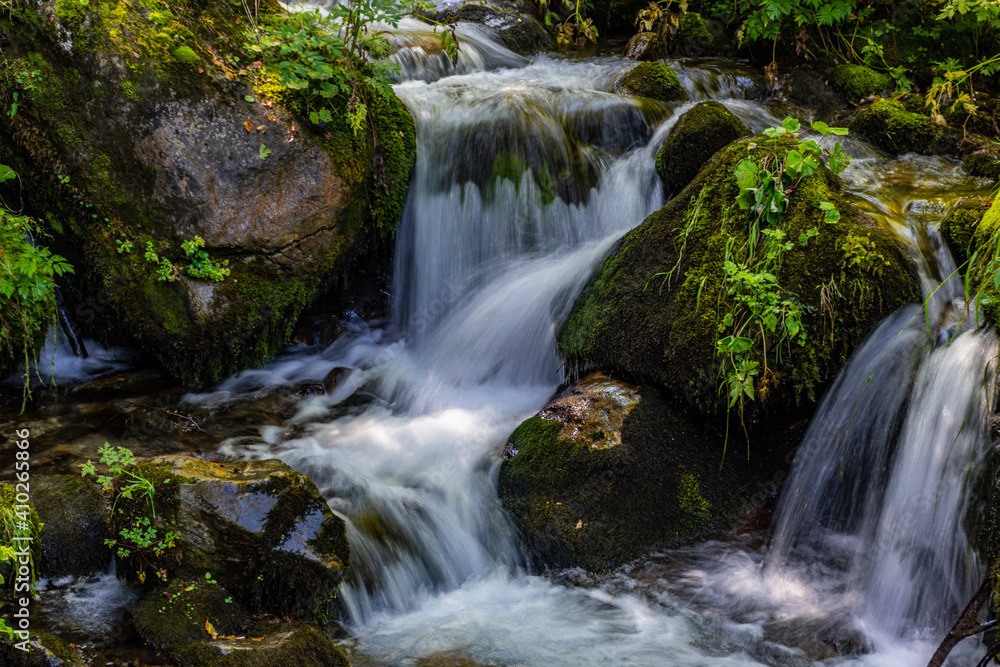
[168,623,350,667]
[774,67,842,121]
[125,456,349,622]
[828,64,892,102]
[559,133,920,423]
[1,0,416,386]
[666,12,723,56]
[324,367,350,393]
[623,32,659,60]
[614,62,688,102]
[294,383,326,397]
[135,577,249,649]
[499,376,765,571]
[434,1,552,56]
[655,101,750,198]
[32,474,110,578]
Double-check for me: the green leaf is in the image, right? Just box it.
[0,165,15,183]
[782,117,801,133]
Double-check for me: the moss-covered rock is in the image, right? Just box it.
[614,62,688,102]
[32,474,110,577]
[666,12,721,56]
[955,192,1000,326]
[848,99,960,156]
[963,144,1000,181]
[114,456,349,623]
[940,196,993,266]
[434,1,551,56]
[828,64,892,102]
[655,101,749,198]
[168,623,350,667]
[499,374,767,571]
[0,0,417,385]
[559,134,920,423]
[0,630,86,667]
[135,577,250,649]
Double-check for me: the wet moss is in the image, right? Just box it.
[668,12,717,56]
[940,196,992,266]
[655,101,749,198]
[169,623,350,667]
[559,134,919,424]
[172,45,201,67]
[614,62,688,103]
[828,64,892,102]
[135,578,250,649]
[32,475,110,577]
[0,630,85,667]
[963,144,1000,181]
[848,98,957,156]
[498,387,758,572]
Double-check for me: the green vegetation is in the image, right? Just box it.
[81,443,177,584]
[0,166,73,395]
[614,61,688,102]
[0,484,42,639]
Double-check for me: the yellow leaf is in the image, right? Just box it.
[243,120,254,132]
[205,619,218,640]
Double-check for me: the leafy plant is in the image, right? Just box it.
[144,240,178,282]
[0,166,74,404]
[181,236,229,281]
[543,0,599,46]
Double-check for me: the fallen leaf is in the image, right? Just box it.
[198,68,204,74]
[250,61,263,69]
[205,619,218,640]
[268,115,277,122]
[243,120,254,132]
[256,125,266,132]
[251,636,265,641]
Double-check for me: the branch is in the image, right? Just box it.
[927,576,994,667]
[119,401,205,433]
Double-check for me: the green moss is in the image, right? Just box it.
[940,197,992,265]
[119,78,141,102]
[963,145,1000,181]
[135,578,250,649]
[172,45,200,66]
[0,630,85,667]
[848,99,951,156]
[169,624,350,667]
[828,64,892,101]
[559,134,919,422]
[32,475,110,577]
[614,62,688,103]
[677,468,710,515]
[669,12,717,56]
[655,101,749,197]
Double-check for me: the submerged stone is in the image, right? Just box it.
[655,101,749,198]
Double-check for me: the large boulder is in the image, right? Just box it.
[559,133,920,423]
[499,373,770,570]
[434,0,552,56]
[0,0,416,385]
[655,101,749,198]
[614,62,688,102]
[111,456,349,624]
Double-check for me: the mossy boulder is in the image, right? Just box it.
[954,192,1000,326]
[666,12,721,56]
[32,474,110,577]
[0,630,86,667]
[0,0,416,385]
[940,196,993,265]
[614,62,688,103]
[848,99,961,156]
[828,64,892,102]
[964,144,1000,181]
[559,134,920,422]
[135,577,250,649]
[117,456,349,623]
[168,623,350,667]
[655,101,749,198]
[499,373,768,571]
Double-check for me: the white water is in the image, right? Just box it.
[186,25,1000,666]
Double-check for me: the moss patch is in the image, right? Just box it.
[963,144,1000,181]
[32,475,110,577]
[848,98,958,156]
[615,62,688,102]
[135,578,250,649]
[828,64,892,102]
[655,101,749,198]
[169,623,350,667]
[940,196,992,266]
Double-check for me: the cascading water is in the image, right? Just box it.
[176,21,1000,666]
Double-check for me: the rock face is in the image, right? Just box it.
[655,101,749,198]
[121,456,349,623]
[0,0,416,384]
[614,62,688,102]
[940,196,993,265]
[623,32,659,60]
[559,134,920,423]
[499,373,771,571]
[32,475,110,577]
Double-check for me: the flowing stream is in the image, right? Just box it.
[18,18,1000,667]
